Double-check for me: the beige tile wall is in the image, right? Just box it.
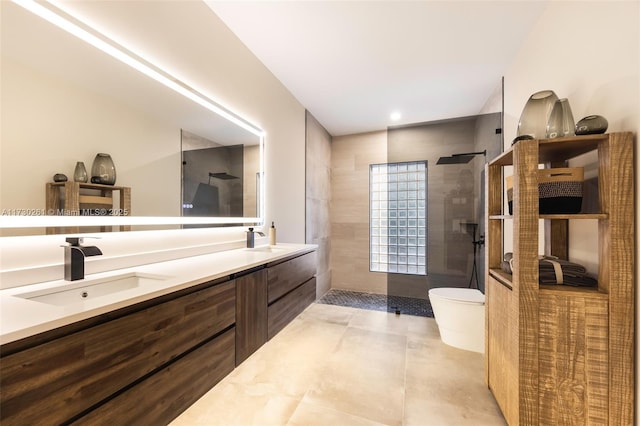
[388,119,481,292]
[305,112,332,298]
[330,131,387,294]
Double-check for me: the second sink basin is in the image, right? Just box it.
[246,246,288,253]
[15,272,170,306]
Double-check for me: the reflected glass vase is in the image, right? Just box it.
[73,161,88,183]
[91,153,116,185]
[546,98,575,139]
[517,90,559,139]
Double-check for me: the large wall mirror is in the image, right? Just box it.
[0,1,264,236]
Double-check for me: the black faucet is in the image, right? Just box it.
[64,237,102,281]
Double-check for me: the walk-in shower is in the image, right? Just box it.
[384,113,501,314]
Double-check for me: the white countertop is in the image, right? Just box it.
[0,243,316,345]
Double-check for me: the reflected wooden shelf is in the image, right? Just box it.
[45,182,131,234]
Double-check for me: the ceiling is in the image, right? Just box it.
[206,1,550,136]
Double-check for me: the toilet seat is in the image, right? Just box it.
[429,288,485,305]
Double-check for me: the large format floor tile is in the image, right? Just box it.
[171,303,505,426]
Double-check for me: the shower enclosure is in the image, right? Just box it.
[383,113,502,312]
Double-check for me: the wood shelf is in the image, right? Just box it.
[489,268,603,297]
[485,132,634,425]
[45,181,131,234]
[539,283,607,298]
[488,268,513,289]
[490,213,607,220]
[490,133,607,166]
[79,195,114,205]
[47,182,128,191]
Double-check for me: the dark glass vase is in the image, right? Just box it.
[575,115,608,135]
[517,90,558,139]
[546,98,575,138]
[73,161,88,183]
[91,153,116,185]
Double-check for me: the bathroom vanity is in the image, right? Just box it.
[0,244,316,425]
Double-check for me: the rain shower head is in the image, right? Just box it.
[436,150,486,165]
[436,155,474,165]
[209,172,239,180]
[207,172,239,186]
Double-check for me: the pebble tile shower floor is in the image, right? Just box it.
[316,289,434,318]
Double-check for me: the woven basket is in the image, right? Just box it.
[506,167,584,215]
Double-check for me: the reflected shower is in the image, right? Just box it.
[209,172,239,180]
[436,150,486,165]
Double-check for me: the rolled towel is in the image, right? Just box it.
[501,253,597,287]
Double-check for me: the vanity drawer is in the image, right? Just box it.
[268,277,316,339]
[267,251,317,304]
[0,279,235,425]
[75,327,235,425]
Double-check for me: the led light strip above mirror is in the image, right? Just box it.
[0,215,261,228]
[2,0,266,230]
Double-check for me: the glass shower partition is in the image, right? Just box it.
[384,112,502,314]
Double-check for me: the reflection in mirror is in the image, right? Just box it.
[0,0,264,236]
[181,130,261,220]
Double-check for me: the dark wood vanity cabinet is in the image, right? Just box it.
[0,278,236,426]
[76,328,235,425]
[0,248,317,424]
[234,251,318,364]
[235,267,268,366]
[267,251,317,339]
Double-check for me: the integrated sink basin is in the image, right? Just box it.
[246,246,288,253]
[15,272,170,306]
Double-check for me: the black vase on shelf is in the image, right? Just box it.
[91,153,116,185]
[53,173,68,182]
[575,115,608,135]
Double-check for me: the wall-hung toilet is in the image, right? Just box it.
[428,287,485,353]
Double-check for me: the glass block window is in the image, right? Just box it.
[370,161,427,275]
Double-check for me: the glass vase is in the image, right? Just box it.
[73,161,88,183]
[546,98,575,139]
[517,90,559,139]
[91,153,116,185]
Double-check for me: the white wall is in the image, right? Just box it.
[502,0,639,415]
[0,1,306,286]
[503,2,638,139]
[503,0,639,261]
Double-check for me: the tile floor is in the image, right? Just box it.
[171,303,506,426]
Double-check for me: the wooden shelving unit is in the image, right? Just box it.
[45,181,131,234]
[485,132,634,425]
